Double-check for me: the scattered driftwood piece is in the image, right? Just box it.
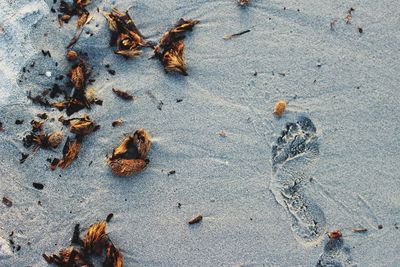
[2,197,12,207]
[108,129,152,176]
[188,214,203,225]
[273,100,287,117]
[223,29,250,40]
[154,18,199,75]
[103,8,152,58]
[112,88,134,101]
[20,153,29,164]
[327,230,342,239]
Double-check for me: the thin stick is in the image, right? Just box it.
[223,29,251,40]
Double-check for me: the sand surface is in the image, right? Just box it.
[1,0,400,266]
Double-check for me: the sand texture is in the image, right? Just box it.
[1,0,400,266]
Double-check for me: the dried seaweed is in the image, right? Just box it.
[103,242,123,267]
[58,0,91,28]
[108,129,151,176]
[112,88,134,101]
[103,8,152,58]
[154,18,199,75]
[44,220,123,267]
[43,246,93,267]
[56,137,82,169]
[83,221,107,255]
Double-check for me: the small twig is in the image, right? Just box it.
[223,29,251,40]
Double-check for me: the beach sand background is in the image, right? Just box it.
[0,0,400,266]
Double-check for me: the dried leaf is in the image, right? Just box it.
[83,221,107,255]
[112,88,134,100]
[57,137,82,169]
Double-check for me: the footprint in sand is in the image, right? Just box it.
[270,115,326,245]
[316,238,354,267]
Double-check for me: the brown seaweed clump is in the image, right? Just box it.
[58,0,91,28]
[52,115,99,170]
[83,221,107,255]
[154,18,199,75]
[103,242,123,267]
[51,58,101,116]
[43,219,124,267]
[43,247,93,267]
[23,120,64,152]
[103,8,152,58]
[108,129,152,176]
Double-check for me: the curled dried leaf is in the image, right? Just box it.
[103,242,123,267]
[83,221,107,255]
